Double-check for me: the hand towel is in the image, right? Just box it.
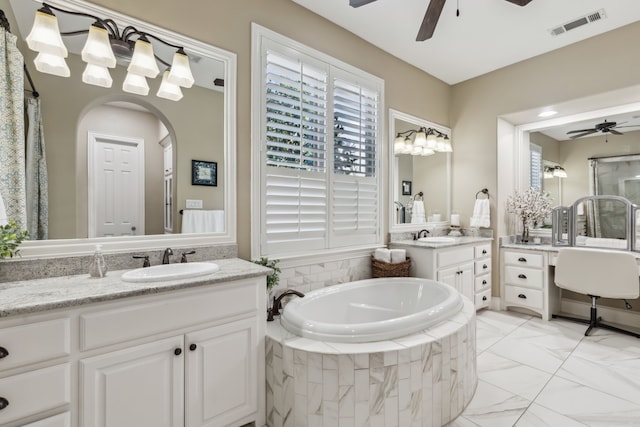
[469,199,490,228]
[410,200,426,224]
[0,192,7,226]
[390,249,406,263]
[374,248,391,263]
[181,209,225,233]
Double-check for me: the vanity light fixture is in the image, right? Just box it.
[25,3,195,101]
[544,165,568,178]
[394,127,452,156]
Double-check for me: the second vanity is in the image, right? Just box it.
[390,236,493,310]
[0,258,269,427]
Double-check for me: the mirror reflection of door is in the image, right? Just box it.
[88,133,144,237]
[78,101,174,238]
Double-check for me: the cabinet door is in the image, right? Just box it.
[80,336,185,427]
[185,318,257,427]
[438,263,474,302]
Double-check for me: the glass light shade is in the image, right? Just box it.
[393,135,406,154]
[403,138,414,154]
[26,10,68,57]
[435,134,446,152]
[34,52,70,77]
[82,63,113,88]
[411,145,424,156]
[553,167,567,178]
[441,136,453,152]
[421,147,435,156]
[122,72,150,95]
[414,130,427,147]
[82,24,116,68]
[128,38,159,78]
[426,132,438,150]
[157,71,184,101]
[543,167,554,179]
[166,50,195,88]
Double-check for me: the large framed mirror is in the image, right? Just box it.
[388,109,451,232]
[2,0,236,257]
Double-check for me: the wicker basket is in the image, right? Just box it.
[371,255,411,278]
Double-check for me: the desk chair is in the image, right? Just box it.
[553,247,640,338]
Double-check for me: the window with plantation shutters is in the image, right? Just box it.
[254,28,384,257]
[530,143,542,192]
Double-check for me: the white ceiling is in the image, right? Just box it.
[291,0,640,85]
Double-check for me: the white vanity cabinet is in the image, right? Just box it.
[391,240,492,309]
[0,272,266,427]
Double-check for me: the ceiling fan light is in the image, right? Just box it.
[122,72,150,96]
[82,63,113,88]
[34,52,70,77]
[26,8,68,57]
[128,37,159,78]
[82,23,116,68]
[157,71,184,101]
[166,49,195,88]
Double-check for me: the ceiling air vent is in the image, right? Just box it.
[549,9,606,36]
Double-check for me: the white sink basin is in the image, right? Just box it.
[418,236,457,244]
[121,262,220,283]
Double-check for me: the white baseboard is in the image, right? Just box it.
[560,299,640,333]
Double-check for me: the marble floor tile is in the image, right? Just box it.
[475,310,531,352]
[514,403,588,427]
[477,351,553,400]
[455,380,530,427]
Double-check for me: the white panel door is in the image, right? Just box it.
[80,335,184,427]
[185,318,257,427]
[88,132,145,237]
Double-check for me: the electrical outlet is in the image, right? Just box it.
[185,199,203,209]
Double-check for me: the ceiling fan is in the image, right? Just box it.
[349,0,533,41]
[566,120,640,139]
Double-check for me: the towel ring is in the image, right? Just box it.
[414,191,424,201]
[475,188,489,199]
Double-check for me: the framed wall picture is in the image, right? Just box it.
[192,160,217,186]
[402,180,412,196]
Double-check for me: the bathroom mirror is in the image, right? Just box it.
[388,109,451,232]
[3,0,237,256]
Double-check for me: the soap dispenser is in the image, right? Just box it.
[89,244,108,278]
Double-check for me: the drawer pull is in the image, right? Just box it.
[189,343,197,351]
[518,257,527,263]
[174,348,182,356]
[482,249,487,255]
[482,296,488,301]
[518,293,527,299]
[482,280,487,285]
[518,274,527,279]
[0,397,8,410]
[482,264,488,269]
[0,347,8,359]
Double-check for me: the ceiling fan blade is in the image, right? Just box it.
[416,0,446,41]
[567,128,596,134]
[613,124,640,129]
[349,0,377,7]
[570,130,597,139]
[504,0,533,6]
[609,129,624,135]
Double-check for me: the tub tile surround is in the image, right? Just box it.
[0,243,238,283]
[266,300,477,427]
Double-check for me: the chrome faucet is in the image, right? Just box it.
[162,248,173,264]
[267,289,305,321]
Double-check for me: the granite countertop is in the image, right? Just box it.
[0,258,271,318]
[500,242,557,252]
[390,236,493,249]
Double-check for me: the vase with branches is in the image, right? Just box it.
[506,188,552,243]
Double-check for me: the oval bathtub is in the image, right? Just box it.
[280,277,464,342]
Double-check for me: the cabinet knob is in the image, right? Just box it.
[482,296,488,301]
[518,257,527,263]
[482,264,488,269]
[518,293,527,299]
[189,343,197,351]
[0,347,8,359]
[0,397,8,410]
[482,280,487,285]
[174,348,182,356]
[482,249,487,255]
[518,274,527,279]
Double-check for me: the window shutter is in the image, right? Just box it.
[530,143,542,192]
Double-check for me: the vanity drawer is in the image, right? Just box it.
[475,259,491,275]
[22,412,70,427]
[437,246,474,268]
[475,274,491,293]
[0,318,70,371]
[80,278,259,351]
[504,285,543,310]
[504,266,544,288]
[504,251,544,268]
[475,289,491,308]
[475,244,491,258]
[0,364,70,425]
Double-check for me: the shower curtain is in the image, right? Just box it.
[25,97,48,239]
[0,27,26,230]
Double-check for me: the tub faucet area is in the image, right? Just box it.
[162,248,173,264]
[267,289,305,321]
